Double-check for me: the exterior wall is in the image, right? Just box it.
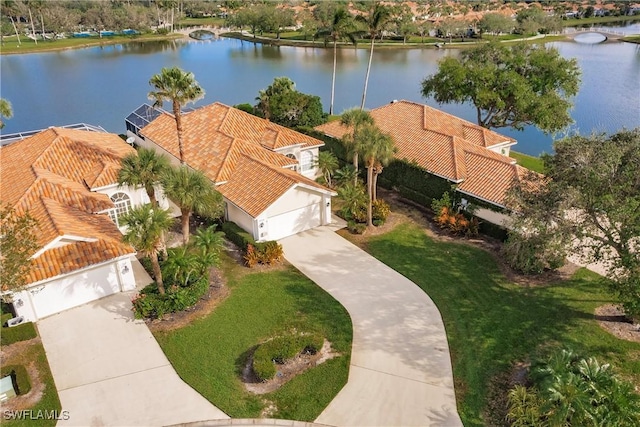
[274,145,320,179]
[11,257,135,322]
[473,207,513,230]
[487,143,516,157]
[226,201,258,240]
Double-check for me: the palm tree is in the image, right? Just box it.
[2,1,22,46]
[357,3,392,109]
[337,181,367,221]
[314,151,339,188]
[0,98,13,129]
[121,205,173,295]
[118,148,170,207]
[162,165,223,245]
[340,108,374,181]
[148,67,204,165]
[356,124,395,227]
[317,7,357,115]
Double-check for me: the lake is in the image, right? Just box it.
[1,26,639,156]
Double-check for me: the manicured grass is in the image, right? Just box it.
[561,14,640,27]
[364,223,640,427]
[2,339,61,427]
[0,33,182,55]
[154,255,352,420]
[510,150,545,173]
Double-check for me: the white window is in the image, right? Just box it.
[301,151,313,172]
[286,153,298,171]
[107,192,132,227]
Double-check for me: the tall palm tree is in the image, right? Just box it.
[357,3,392,109]
[162,166,223,245]
[314,150,339,188]
[148,67,204,165]
[118,148,170,207]
[121,204,173,295]
[340,108,374,181]
[317,7,357,115]
[356,124,395,227]
[2,1,22,46]
[0,98,13,129]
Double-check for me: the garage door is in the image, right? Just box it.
[29,263,121,319]
[267,203,322,241]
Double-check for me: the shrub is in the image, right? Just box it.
[252,333,324,381]
[131,277,208,319]
[244,244,260,268]
[0,364,31,395]
[260,241,283,265]
[502,231,566,275]
[0,321,37,346]
[221,221,256,252]
[372,199,390,222]
[347,221,366,234]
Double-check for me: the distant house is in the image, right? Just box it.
[315,100,531,226]
[126,102,335,242]
[0,127,153,321]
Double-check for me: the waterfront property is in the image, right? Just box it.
[126,102,335,242]
[0,127,158,321]
[315,100,530,225]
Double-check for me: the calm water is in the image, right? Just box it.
[1,28,639,156]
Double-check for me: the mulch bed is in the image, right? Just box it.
[595,304,640,343]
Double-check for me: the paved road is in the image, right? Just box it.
[37,259,228,427]
[280,225,462,427]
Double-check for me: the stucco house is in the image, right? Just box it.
[315,100,530,226]
[0,126,154,321]
[125,102,335,242]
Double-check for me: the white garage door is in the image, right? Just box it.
[267,203,322,241]
[29,263,121,319]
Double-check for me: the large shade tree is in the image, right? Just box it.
[117,148,170,207]
[506,129,640,318]
[356,124,396,227]
[0,205,39,295]
[148,67,204,165]
[0,98,12,129]
[421,42,581,133]
[162,165,223,245]
[356,2,392,109]
[121,204,173,295]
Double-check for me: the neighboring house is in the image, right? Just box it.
[315,100,530,226]
[0,127,153,322]
[125,102,335,242]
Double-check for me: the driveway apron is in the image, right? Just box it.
[37,289,228,426]
[280,225,462,427]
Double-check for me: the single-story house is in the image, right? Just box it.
[0,126,154,322]
[125,102,335,242]
[315,100,530,226]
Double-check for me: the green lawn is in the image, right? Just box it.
[364,223,640,426]
[510,151,545,173]
[154,255,352,420]
[2,338,61,427]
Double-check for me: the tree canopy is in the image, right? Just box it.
[506,129,640,317]
[254,77,327,128]
[0,205,39,294]
[421,42,581,133]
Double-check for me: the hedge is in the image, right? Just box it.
[132,277,209,320]
[0,321,37,346]
[221,221,256,252]
[0,364,31,395]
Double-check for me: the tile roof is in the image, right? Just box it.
[0,127,135,286]
[217,156,330,217]
[315,100,524,206]
[141,102,331,216]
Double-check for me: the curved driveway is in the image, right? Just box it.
[280,224,462,427]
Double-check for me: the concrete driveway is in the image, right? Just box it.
[37,262,228,427]
[280,225,462,427]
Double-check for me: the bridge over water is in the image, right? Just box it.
[564,27,633,41]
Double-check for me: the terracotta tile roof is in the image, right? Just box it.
[140,102,331,216]
[315,100,524,206]
[0,128,135,286]
[217,156,331,217]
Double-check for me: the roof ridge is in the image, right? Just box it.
[40,197,66,238]
[451,136,466,181]
[462,146,515,164]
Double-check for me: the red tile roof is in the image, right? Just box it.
[315,100,524,206]
[141,102,331,216]
[0,128,135,287]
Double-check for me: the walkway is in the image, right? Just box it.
[280,224,462,427]
[37,259,228,427]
